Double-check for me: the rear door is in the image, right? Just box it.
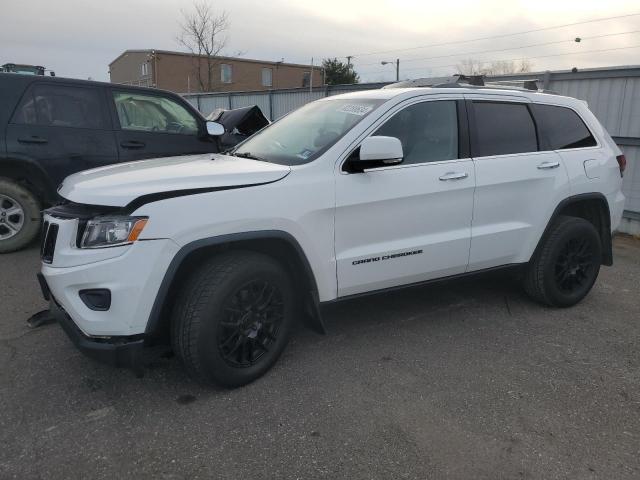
[465,95,570,271]
[109,88,217,162]
[6,82,117,188]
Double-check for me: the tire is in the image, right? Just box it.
[0,178,41,254]
[172,251,296,388]
[524,215,602,307]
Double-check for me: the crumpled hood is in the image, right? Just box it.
[58,153,290,208]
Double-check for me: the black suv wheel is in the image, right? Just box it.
[524,215,602,307]
[0,178,41,253]
[172,251,296,387]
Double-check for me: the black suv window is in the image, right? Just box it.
[11,84,107,129]
[473,102,537,156]
[374,101,458,164]
[531,104,597,150]
[113,91,199,135]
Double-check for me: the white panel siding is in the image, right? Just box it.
[621,145,640,213]
[549,78,627,136]
[271,90,324,119]
[619,78,640,138]
[198,95,232,117]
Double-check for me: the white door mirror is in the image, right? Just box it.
[358,136,403,164]
[206,121,225,136]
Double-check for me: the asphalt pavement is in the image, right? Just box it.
[1,237,639,479]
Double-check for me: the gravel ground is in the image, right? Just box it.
[1,236,639,479]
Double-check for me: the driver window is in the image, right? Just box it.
[113,91,198,135]
[373,100,458,164]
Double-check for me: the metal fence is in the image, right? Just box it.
[183,66,640,231]
[183,82,390,121]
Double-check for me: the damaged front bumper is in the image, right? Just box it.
[47,294,145,373]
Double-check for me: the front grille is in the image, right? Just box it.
[40,220,49,257]
[41,222,59,264]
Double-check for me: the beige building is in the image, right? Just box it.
[109,49,323,93]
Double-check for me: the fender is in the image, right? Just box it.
[532,192,613,265]
[0,156,57,204]
[144,230,327,339]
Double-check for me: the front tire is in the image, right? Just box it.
[0,178,41,254]
[172,251,296,388]
[524,215,602,307]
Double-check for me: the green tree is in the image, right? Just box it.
[322,58,359,85]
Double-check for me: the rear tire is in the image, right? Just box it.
[0,178,41,254]
[172,251,296,388]
[524,215,602,307]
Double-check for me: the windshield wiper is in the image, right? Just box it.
[232,151,269,162]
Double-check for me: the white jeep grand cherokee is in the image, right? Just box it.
[39,82,626,387]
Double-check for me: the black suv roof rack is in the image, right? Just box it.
[382,74,557,94]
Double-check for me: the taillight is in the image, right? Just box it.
[616,154,626,177]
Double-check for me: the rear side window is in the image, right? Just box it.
[530,104,597,150]
[11,84,107,129]
[374,100,459,164]
[473,102,537,157]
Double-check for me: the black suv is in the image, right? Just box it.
[0,73,267,252]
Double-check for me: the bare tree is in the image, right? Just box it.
[457,58,533,76]
[177,1,230,92]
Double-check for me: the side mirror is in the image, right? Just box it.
[206,121,225,136]
[344,136,403,173]
[359,136,403,163]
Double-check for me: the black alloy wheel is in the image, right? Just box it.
[172,251,296,387]
[554,237,595,293]
[524,215,602,307]
[218,279,285,368]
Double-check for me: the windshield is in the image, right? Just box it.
[233,98,384,165]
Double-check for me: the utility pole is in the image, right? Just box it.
[310,57,313,92]
[346,56,353,67]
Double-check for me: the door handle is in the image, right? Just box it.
[18,136,48,144]
[120,140,145,149]
[439,172,469,181]
[537,161,560,170]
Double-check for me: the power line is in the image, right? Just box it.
[354,29,640,67]
[360,43,640,77]
[346,11,640,59]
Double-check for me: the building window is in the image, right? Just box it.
[302,71,310,87]
[261,68,273,87]
[221,64,232,84]
[141,62,149,77]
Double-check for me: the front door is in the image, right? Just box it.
[335,98,475,297]
[109,89,217,162]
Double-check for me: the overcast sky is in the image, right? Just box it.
[2,0,639,83]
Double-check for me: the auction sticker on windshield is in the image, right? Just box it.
[337,104,375,116]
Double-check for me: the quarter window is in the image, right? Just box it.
[11,84,107,129]
[473,102,537,156]
[261,68,273,87]
[221,64,232,83]
[112,91,198,135]
[373,101,459,165]
[531,104,597,150]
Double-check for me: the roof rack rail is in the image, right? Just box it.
[382,75,483,89]
[383,74,557,94]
